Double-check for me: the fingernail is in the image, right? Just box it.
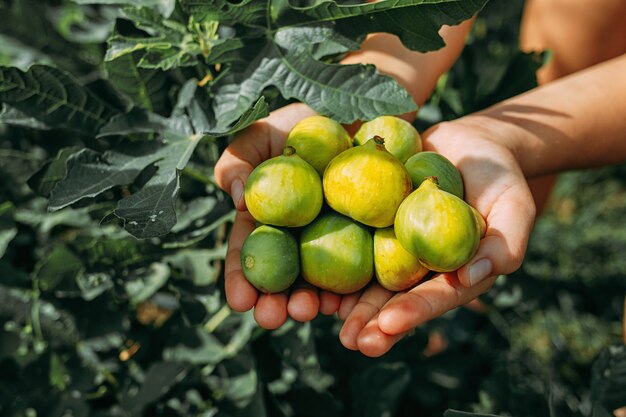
[231,179,244,209]
[469,258,492,286]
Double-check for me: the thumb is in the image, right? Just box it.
[214,104,317,211]
[214,122,270,211]
[457,182,536,287]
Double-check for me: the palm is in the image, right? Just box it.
[215,103,345,329]
[339,120,536,357]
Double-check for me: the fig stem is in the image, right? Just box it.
[371,135,385,146]
[283,146,297,156]
[426,176,440,186]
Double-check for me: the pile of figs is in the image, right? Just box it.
[240,115,486,294]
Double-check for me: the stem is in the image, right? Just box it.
[182,166,218,187]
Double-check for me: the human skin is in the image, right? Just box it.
[214,22,473,330]
[338,4,626,356]
[215,0,626,350]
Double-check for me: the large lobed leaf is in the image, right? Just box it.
[273,0,489,52]
[211,27,416,125]
[0,65,120,135]
[47,94,267,238]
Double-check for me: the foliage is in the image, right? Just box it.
[0,1,625,417]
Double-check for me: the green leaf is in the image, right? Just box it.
[50,92,265,238]
[164,247,226,286]
[98,108,193,137]
[104,53,169,112]
[120,361,189,414]
[71,0,176,18]
[0,1,99,73]
[212,28,416,125]
[105,6,243,71]
[124,262,170,304]
[48,146,160,211]
[28,147,82,197]
[113,132,204,238]
[180,0,269,27]
[274,0,489,53]
[0,104,52,130]
[35,245,84,294]
[0,65,120,135]
[0,202,17,259]
[76,272,114,301]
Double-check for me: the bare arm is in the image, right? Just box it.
[341,20,474,109]
[463,53,626,178]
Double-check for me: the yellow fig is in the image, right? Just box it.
[323,136,412,228]
[374,227,429,291]
[353,116,422,163]
[285,116,352,175]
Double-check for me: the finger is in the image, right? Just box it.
[224,211,258,312]
[254,293,288,329]
[356,317,405,358]
[377,272,497,335]
[287,282,320,322]
[337,292,361,321]
[214,104,317,210]
[457,182,536,287]
[339,285,394,350]
[319,291,342,315]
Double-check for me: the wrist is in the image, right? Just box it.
[454,112,541,179]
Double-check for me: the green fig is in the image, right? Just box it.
[323,136,412,228]
[285,116,352,175]
[245,146,323,227]
[394,177,480,272]
[374,227,429,291]
[353,116,422,163]
[241,225,299,293]
[470,205,487,239]
[300,212,373,294]
[405,151,464,198]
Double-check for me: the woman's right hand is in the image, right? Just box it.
[214,103,345,329]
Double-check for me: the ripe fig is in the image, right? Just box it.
[405,151,464,198]
[245,146,323,227]
[374,227,429,291]
[241,225,299,293]
[300,212,373,294]
[471,206,487,239]
[394,177,480,272]
[353,116,422,163]
[285,116,352,175]
[323,136,412,228]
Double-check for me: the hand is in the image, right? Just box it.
[338,116,537,356]
[214,103,344,329]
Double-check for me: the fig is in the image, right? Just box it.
[471,206,487,239]
[394,177,480,272]
[353,116,422,163]
[323,136,412,228]
[405,151,464,198]
[245,146,323,227]
[241,225,299,293]
[374,227,429,291]
[300,212,373,294]
[285,116,352,175]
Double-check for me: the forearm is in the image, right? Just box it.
[470,53,626,178]
[341,19,474,109]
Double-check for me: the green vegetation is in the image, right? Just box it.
[0,1,624,416]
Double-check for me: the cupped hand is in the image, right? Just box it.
[338,116,537,357]
[214,103,344,329]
